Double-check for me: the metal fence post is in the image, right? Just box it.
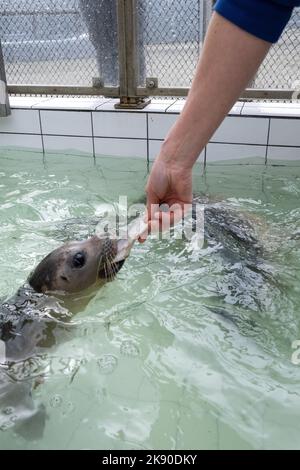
[116,0,150,109]
[0,40,11,117]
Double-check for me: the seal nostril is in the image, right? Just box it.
[60,276,69,282]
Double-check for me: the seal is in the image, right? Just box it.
[0,205,270,438]
[28,235,125,294]
[0,234,128,437]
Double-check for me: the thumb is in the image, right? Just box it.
[146,188,160,223]
[138,190,160,243]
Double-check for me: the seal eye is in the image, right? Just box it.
[72,252,86,269]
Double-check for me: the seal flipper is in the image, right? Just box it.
[0,370,47,439]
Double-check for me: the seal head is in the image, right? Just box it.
[28,236,125,294]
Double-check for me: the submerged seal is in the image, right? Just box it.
[0,203,270,438]
[0,234,128,437]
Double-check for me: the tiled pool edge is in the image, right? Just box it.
[0,97,299,164]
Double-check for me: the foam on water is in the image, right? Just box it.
[0,150,300,449]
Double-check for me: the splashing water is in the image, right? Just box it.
[0,150,300,449]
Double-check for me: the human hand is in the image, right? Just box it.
[139,155,193,241]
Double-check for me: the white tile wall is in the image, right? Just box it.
[206,143,266,163]
[1,98,300,166]
[148,111,255,142]
[95,99,122,111]
[0,109,41,134]
[211,116,269,145]
[33,97,110,110]
[40,110,92,136]
[166,100,244,115]
[245,101,300,108]
[166,101,186,113]
[243,103,300,118]
[9,96,50,109]
[269,118,300,147]
[0,133,43,151]
[93,112,147,138]
[148,113,178,140]
[148,139,205,162]
[148,140,163,160]
[145,99,176,112]
[229,102,244,115]
[94,138,147,159]
[43,136,93,156]
[267,146,300,161]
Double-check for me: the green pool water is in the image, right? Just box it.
[0,150,300,450]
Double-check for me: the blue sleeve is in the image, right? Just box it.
[214,0,300,43]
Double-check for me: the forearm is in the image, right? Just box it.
[160,12,271,169]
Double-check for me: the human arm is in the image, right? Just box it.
[144,0,298,237]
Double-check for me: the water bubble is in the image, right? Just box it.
[0,421,14,431]
[50,394,63,408]
[2,406,14,416]
[62,401,75,417]
[97,355,118,375]
[120,340,140,357]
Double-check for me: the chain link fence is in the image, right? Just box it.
[0,0,118,87]
[0,0,299,94]
[138,0,300,90]
[138,0,210,88]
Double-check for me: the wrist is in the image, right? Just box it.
[158,140,194,172]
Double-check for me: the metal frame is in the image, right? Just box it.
[7,85,120,97]
[3,0,300,104]
[7,84,297,101]
[115,0,150,108]
[0,40,11,116]
[136,87,299,100]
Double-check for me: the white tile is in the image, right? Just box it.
[92,112,147,138]
[144,99,177,112]
[33,97,110,110]
[0,133,43,152]
[95,99,120,111]
[244,101,300,109]
[242,103,300,117]
[9,96,50,109]
[166,100,186,113]
[40,110,92,136]
[206,143,266,163]
[148,113,178,139]
[228,102,244,115]
[43,136,93,156]
[211,116,269,145]
[0,109,41,134]
[267,146,300,161]
[149,139,205,162]
[166,100,243,115]
[94,138,147,159]
[269,118,300,146]
[149,140,163,160]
